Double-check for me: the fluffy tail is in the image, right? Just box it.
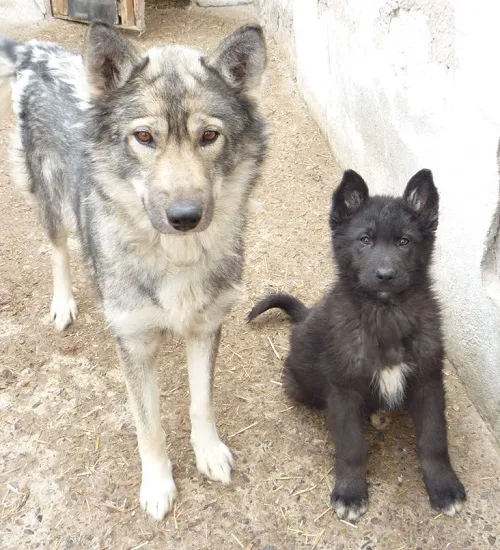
[247,293,310,323]
[0,37,21,118]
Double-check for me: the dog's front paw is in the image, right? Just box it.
[140,466,178,520]
[331,488,368,522]
[192,439,233,484]
[427,474,466,516]
[50,294,78,331]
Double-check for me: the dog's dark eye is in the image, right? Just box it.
[399,237,410,246]
[201,130,219,145]
[134,130,154,146]
[360,236,371,245]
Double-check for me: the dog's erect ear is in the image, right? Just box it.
[84,22,144,99]
[210,24,266,94]
[403,169,439,230]
[330,170,369,230]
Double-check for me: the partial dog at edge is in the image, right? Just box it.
[248,169,466,521]
[0,22,267,520]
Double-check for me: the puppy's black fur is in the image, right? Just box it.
[249,169,466,521]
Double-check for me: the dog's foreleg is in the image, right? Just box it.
[408,373,466,516]
[50,239,78,331]
[186,327,233,483]
[118,331,177,520]
[327,386,369,522]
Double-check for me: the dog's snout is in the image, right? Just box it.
[167,203,203,232]
[376,267,396,282]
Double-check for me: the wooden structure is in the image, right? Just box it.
[51,0,145,31]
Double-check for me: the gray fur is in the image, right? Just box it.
[1,22,267,520]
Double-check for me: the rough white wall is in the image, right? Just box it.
[0,0,46,30]
[257,0,500,444]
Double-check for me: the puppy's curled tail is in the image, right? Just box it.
[247,293,309,324]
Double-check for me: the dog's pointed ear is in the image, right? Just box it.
[403,169,439,230]
[84,22,145,99]
[210,24,266,95]
[330,170,369,230]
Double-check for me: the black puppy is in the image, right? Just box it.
[248,169,466,521]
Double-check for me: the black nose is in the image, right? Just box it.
[376,267,396,282]
[167,203,202,232]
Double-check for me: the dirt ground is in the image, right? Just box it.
[1,4,499,550]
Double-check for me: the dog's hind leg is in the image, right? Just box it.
[50,238,78,331]
[10,126,77,330]
[186,327,233,484]
[117,330,177,521]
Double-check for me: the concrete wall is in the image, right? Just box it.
[0,0,47,30]
[257,0,500,444]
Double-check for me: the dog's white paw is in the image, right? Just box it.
[140,468,178,521]
[193,439,234,484]
[333,499,368,522]
[50,295,78,331]
[330,491,368,523]
[442,499,463,517]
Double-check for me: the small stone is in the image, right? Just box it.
[24,529,34,535]
[488,535,496,546]
[65,540,74,549]
[452,404,460,411]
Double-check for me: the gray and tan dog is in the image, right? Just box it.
[0,22,267,520]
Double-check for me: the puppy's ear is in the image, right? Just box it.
[84,22,146,100]
[403,169,439,231]
[210,24,266,95]
[330,170,369,230]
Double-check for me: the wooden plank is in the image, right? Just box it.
[52,0,68,17]
[52,0,144,31]
[52,13,142,32]
[120,0,136,28]
[134,0,145,32]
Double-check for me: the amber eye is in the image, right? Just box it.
[399,237,410,246]
[201,130,219,145]
[134,130,154,145]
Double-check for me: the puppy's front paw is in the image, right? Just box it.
[331,488,368,522]
[192,439,233,484]
[427,475,466,516]
[50,294,78,331]
[140,465,178,520]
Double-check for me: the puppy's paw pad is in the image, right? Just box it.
[50,296,78,331]
[193,440,233,484]
[140,472,177,521]
[370,410,391,430]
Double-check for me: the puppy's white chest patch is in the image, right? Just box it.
[377,364,409,409]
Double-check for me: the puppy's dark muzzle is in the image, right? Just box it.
[167,203,203,232]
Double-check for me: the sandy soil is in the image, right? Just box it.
[0,4,499,550]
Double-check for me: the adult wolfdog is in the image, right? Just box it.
[0,22,267,519]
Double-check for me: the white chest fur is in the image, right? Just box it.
[106,268,241,338]
[377,363,410,409]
